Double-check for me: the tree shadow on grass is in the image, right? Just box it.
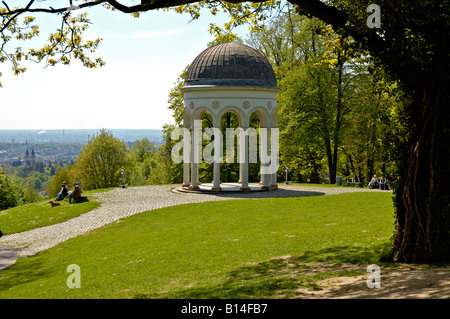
[0,255,53,293]
[134,244,391,299]
[210,189,326,199]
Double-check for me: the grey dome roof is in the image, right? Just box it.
[184,42,277,88]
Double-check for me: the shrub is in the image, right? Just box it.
[0,168,24,210]
[72,129,132,190]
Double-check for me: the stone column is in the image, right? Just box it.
[270,127,278,190]
[239,127,250,192]
[182,128,191,187]
[260,127,272,190]
[212,126,222,192]
[189,122,201,190]
[183,163,190,188]
[238,163,243,184]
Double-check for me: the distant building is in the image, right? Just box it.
[24,148,36,165]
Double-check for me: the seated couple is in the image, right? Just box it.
[368,175,388,190]
[55,182,87,203]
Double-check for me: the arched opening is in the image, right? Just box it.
[248,107,274,190]
[192,109,214,185]
[199,111,213,184]
[181,101,277,192]
[220,111,240,183]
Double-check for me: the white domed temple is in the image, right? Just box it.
[179,42,279,193]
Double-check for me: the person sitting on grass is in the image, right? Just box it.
[379,177,386,190]
[68,183,81,204]
[368,175,379,188]
[55,181,69,201]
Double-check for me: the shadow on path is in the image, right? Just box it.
[0,246,19,271]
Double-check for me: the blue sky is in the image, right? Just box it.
[0,2,249,130]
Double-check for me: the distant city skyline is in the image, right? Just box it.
[0,128,163,144]
[0,128,164,167]
[1,4,249,130]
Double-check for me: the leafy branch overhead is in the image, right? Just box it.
[0,0,279,87]
[2,0,448,92]
[0,1,108,87]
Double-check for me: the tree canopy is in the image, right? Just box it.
[72,129,131,189]
[2,1,448,93]
[0,167,24,210]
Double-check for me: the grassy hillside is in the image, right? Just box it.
[0,198,100,235]
[0,191,395,299]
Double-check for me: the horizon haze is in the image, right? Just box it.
[0,129,163,145]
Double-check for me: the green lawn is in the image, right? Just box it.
[0,198,101,235]
[0,191,395,299]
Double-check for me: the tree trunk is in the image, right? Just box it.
[311,156,319,184]
[331,53,343,185]
[392,82,450,263]
[324,136,335,184]
[346,152,356,179]
[366,157,374,185]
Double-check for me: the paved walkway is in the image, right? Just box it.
[0,184,379,270]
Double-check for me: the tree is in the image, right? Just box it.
[160,123,183,184]
[292,0,450,263]
[251,14,369,185]
[128,138,167,186]
[338,64,407,186]
[22,179,42,203]
[1,0,449,263]
[72,129,132,189]
[131,138,157,163]
[0,167,24,210]
[46,167,74,198]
